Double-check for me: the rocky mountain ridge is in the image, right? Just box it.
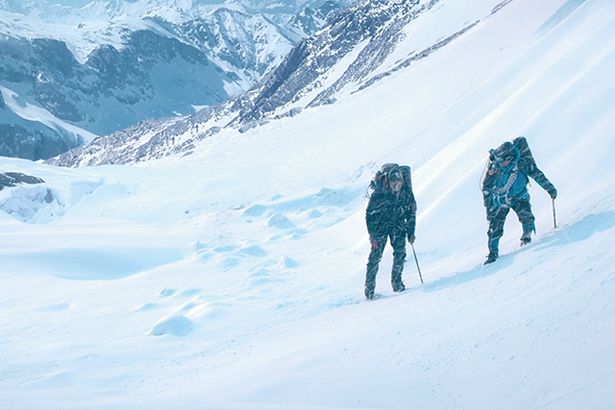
[48,0,515,167]
[0,0,349,160]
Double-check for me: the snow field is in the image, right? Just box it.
[1,0,615,408]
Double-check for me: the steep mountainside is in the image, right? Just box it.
[0,0,349,160]
[49,0,511,167]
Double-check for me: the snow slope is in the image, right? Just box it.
[0,85,98,144]
[1,0,615,408]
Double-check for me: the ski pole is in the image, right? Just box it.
[411,244,424,284]
[552,198,557,229]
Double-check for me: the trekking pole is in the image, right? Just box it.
[552,198,557,229]
[411,244,424,284]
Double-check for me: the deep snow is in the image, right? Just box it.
[1,0,614,409]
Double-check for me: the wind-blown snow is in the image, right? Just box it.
[1,0,614,409]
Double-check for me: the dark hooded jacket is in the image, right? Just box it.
[366,186,416,239]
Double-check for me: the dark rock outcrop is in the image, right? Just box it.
[0,172,45,190]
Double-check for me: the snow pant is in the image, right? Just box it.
[365,230,406,292]
[487,196,535,252]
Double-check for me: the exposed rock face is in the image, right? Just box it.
[0,172,45,190]
[47,0,504,167]
[0,0,350,160]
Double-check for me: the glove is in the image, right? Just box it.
[370,238,380,249]
[548,186,557,199]
[407,234,415,244]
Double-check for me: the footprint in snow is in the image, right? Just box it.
[213,244,238,253]
[178,288,203,297]
[243,204,267,217]
[220,257,241,270]
[305,209,323,219]
[278,256,299,269]
[159,288,176,298]
[239,244,267,257]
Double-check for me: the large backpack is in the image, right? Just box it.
[512,136,538,169]
[368,163,412,197]
[482,136,538,189]
[488,136,536,166]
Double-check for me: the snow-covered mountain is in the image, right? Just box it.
[0,0,349,160]
[2,0,614,407]
[0,0,347,72]
[48,0,514,167]
[0,86,85,159]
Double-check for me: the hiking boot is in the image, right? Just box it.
[392,282,405,292]
[365,287,375,300]
[521,223,535,246]
[484,251,498,265]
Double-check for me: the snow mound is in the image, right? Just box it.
[0,186,62,223]
[148,314,194,337]
[0,179,101,223]
[268,213,295,229]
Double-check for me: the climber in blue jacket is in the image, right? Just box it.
[482,137,557,264]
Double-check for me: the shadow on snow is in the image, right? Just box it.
[422,211,615,292]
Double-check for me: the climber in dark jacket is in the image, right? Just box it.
[482,139,557,264]
[364,167,416,299]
